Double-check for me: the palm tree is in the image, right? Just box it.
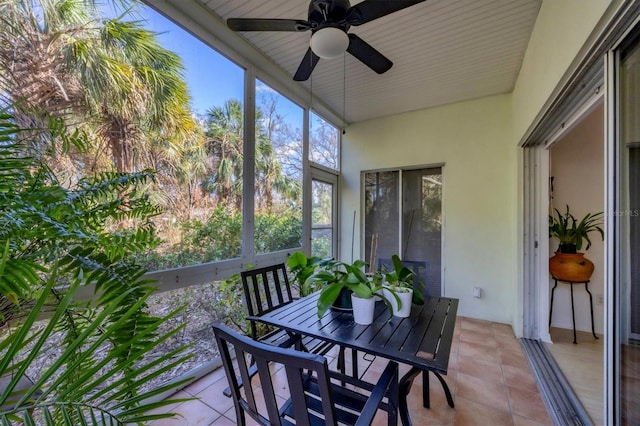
[204,99,244,209]
[0,0,195,173]
[255,95,302,212]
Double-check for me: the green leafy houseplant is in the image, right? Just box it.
[549,206,604,253]
[286,251,329,297]
[0,111,191,424]
[308,259,390,318]
[383,255,425,306]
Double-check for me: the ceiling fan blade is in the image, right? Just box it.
[227,18,311,32]
[293,48,321,81]
[346,0,426,26]
[346,34,392,74]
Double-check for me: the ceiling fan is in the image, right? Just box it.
[227,0,426,81]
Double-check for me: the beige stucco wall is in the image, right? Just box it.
[512,0,612,144]
[549,102,605,334]
[338,0,615,330]
[340,94,516,324]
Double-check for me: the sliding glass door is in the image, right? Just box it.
[615,30,640,426]
[364,167,442,296]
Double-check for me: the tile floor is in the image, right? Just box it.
[148,317,552,425]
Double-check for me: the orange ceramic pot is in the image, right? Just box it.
[549,252,595,282]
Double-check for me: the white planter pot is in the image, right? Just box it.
[351,294,375,325]
[382,288,413,318]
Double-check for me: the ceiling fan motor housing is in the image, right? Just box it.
[309,0,351,29]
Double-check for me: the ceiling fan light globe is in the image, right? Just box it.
[310,27,349,59]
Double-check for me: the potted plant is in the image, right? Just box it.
[549,205,604,282]
[382,255,425,318]
[310,259,390,324]
[287,251,327,296]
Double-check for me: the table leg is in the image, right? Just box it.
[570,283,577,344]
[549,280,558,327]
[432,371,455,408]
[584,282,599,340]
[400,368,456,425]
[422,371,430,408]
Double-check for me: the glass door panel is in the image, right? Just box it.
[311,178,335,258]
[402,168,442,296]
[364,171,400,267]
[364,168,443,296]
[618,36,640,425]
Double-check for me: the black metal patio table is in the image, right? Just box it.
[248,291,459,426]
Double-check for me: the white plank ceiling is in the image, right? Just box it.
[196,0,541,123]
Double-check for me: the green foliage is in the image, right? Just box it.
[549,205,604,253]
[310,259,391,318]
[137,208,302,271]
[383,255,425,306]
[0,110,191,424]
[215,272,248,333]
[287,251,324,296]
[254,210,302,254]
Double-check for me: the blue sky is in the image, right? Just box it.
[139,6,245,116]
[133,4,306,126]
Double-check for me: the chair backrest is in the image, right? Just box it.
[241,264,294,338]
[213,323,338,426]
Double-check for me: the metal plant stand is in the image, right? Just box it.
[549,278,599,344]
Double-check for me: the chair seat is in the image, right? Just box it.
[281,376,374,426]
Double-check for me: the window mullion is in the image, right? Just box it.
[243,67,256,265]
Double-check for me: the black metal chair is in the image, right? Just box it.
[241,263,335,355]
[223,263,342,396]
[214,323,399,426]
[377,258,429,296]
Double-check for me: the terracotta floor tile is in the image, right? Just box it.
[195,376,235,414]
[209,416,237,426]
[459,328,498,347]
[149,399,221,426]
[458,340,503,363]
[455,372,510,411]
[405,393,455,425]
[496,335,524,353]
[146,390,191,418]
[413,369,457,412]
[502,364,538,393]
[500,351,529,371]
[453,396,513,426]
[183,368,226,395]
[460,318,494,333]
[493,322,516,337]
[507,386,551,424]
[457,354,503,384]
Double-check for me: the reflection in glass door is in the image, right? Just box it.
[618,35,640,426]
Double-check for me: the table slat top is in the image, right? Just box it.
[249,292,458,373]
